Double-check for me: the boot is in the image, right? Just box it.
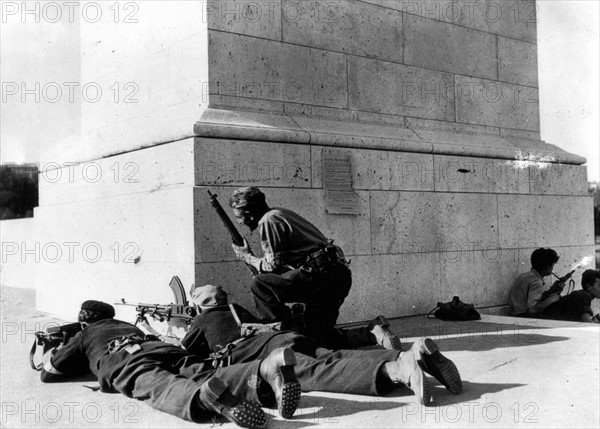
[259,347,301,419]
[199,376,266,429]
[418,338,462,394]
[386,340,431,405]
[368,315,402,350]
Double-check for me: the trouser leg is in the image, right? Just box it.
[112,353,208,422]
[251,265,353,349]
[176,354,266,406]
[293,351,395,395]
[251,270,307,323]
[302,264,353,349]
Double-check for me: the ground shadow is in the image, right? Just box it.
[428,380,526,406]
[391,317,578,352]
[384,380,525,406]
[411,331,571,352]
[265,394,405,427]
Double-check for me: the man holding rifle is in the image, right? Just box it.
[225,186,399,350]
[508,248,569,317]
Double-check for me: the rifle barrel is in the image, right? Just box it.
[208,191,244,246]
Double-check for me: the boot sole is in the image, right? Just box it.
[277,348,301,419]
[371,315,403,351]
[409,342,432,405]
[384,329,403,351]
[421,338,462,395]
[204,378,266,429]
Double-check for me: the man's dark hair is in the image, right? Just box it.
[229,187,268,213]
[581,269,600,291]
[530,248,560,271]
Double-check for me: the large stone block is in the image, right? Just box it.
[411,127,520,158]
[439,245,535,308]
[529,163,588,196]
[206,0,282,40]
[453,0,537,43]
[498,195,594,248]
[455,75,540,131]
[32,187,196,319]
[290,116,431,152]
[39,139,196,206]
[404,13,498,80]
[195,261,256,312]
[432,154,530,194]
[282,0,403,62]
[498,36,538,86]
[0,218,38,289]
[194,186,371,264]
[77,2,209,160]
[311,146,435,191]
[370,191,499,254]
[406,117,500,136]
[342,254,443,321]
[392,0,454,23]
[194,138,311,187]
[348,56,455,120]
[208,31,347,108]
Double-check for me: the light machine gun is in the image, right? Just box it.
[116,276,197,341]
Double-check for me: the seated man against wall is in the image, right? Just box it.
[228,186,400,350]
[542,269,600,323]
[40,300,302,428]
[181,285,463,405]
[508,248,566,317]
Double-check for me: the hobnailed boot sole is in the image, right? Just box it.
[274,348,302,419]
[369,315,403,351]
[203,377,266,429]
[420,338,463,395]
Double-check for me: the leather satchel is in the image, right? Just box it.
[428,296,481,321]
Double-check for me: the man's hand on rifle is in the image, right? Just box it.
[551,279,566,294]
[231,238,261,270]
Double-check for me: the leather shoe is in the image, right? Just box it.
[418,338,462,394]
[259,347,301,419]
[199,376,266,429]
[388,340,431,405]
[368,315,402,350]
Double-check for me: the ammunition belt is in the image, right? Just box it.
[302,244,347,271]
[107,334,159,354]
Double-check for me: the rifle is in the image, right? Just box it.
[30,322,83,371]
[540,270,575,301]
[207,190,258,276]
[115,276,197,337]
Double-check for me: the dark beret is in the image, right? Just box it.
[80,300,115,318]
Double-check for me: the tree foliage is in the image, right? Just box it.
[0,164,38,220]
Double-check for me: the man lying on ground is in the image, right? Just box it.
[181,285,463,405]
[39,300,302,429]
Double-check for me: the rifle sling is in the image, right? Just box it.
[30,338,42,371]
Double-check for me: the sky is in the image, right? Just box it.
[1,0,599,182]
[537,0,599,182]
